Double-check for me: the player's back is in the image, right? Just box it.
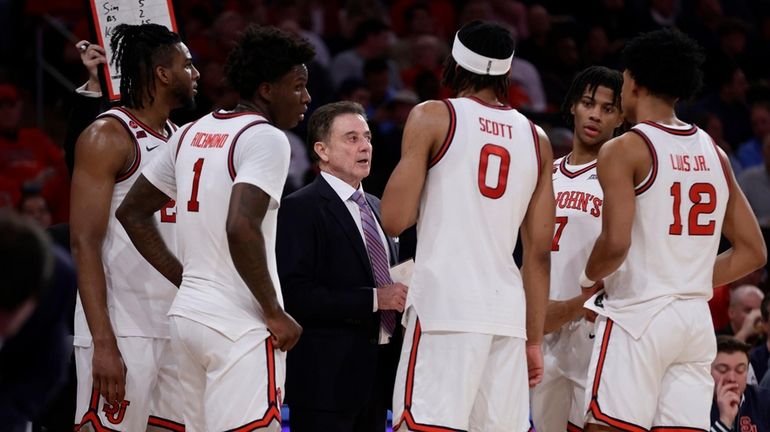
[602,121,730,337]
[169,110,290,341]
[409,96,541,337]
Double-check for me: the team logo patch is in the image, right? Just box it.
[128,120,138,129]
[588,174,598,180]
[136,130,147,139]
[594,293,605,308]
[103,399,130,425]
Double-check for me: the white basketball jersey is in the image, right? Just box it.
[550,156,603,301]
[74,107,179,345]
[597,121,730,338]
[408,97,541,337]
[146,110,290,342]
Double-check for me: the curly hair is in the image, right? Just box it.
[561,66,623,128]
[110,24,181,109]
[621,28,705,101]
[224,25,315,100]
[442,20,514,101]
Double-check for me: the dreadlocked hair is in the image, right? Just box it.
[561,66,623,128]
[225,25,315,100]
[110,23,181,109]
[442,20,514,101]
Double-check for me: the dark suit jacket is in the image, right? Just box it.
[277,174,402,412]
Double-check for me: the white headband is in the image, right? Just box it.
[451,32,513,76]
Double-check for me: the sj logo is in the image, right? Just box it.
[103,399,131,425]
[739,416,757,432]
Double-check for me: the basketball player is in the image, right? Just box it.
[116,25,313,431]
[579,29,767,431]
[70,24,198,431]
[381,20,554,431]
[531,66,623,432]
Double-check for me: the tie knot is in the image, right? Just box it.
[350,190,367,207]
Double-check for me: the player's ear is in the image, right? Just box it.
[155,65,172,86]
[314,141,329,162]
[257,82,272,103]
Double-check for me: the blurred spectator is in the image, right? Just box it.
[337,78,371,108]
[330,18,402,91]
[738,102,770,169]
[749,296,770,382]
[542,33,580,111]
[400,35,450,100]
[690,62,751,147]
[516,4,552,71]
[0,84,69,223]
[580,25,614,68]
[390,2,446,70]
[693,112,742,176]
[363,57,397,118]
[640,0,680,30]
[510,57,547,113]
[18,191,52,229]
[0,212,77,431]
[187,10,248,66]
[677,0,724,54]
[710,336,770,432]
[738,134,770,227]
[717,285,764,345]
[389,0,456,41]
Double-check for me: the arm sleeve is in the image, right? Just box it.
[142,127,182,200]
[231,125,291,208]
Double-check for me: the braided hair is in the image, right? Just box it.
[442,20,515,101]
[110,23,181,109]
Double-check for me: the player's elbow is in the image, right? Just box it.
[749,238,768,270]
[603,233,631,261]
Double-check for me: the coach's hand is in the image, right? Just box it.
[377,282,408,312]
[266,309,302,351]
[525,343,544,388]
[92,339,127,404]
[715,376,740,428]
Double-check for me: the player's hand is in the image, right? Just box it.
[92,339,127,404]
[736,308,761,342]
[525,343,544,388]
[377,282,408,312]
[715,376,741,428]
[580,280,603,299]
[76,40,107,93]
[584,308,598,323]
[266,309,302,351]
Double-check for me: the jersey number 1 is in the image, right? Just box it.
[187,158,204,212]
[669,182,716,236]
[478,144,510,199]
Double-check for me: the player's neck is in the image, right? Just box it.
[458,88,502,106]
[633,96,684,127]
[234,99,269,119]
[568,144,598,165]
[123,105,170,137]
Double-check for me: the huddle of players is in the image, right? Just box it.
[70,18,767,432]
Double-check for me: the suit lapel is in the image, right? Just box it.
[315,176,374,280]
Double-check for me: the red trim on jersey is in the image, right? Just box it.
[588,319,647,432]
[559,154,597,179]
[168,121,179,132]
[529,120,542,178]
[148,416,185,431]
[628,129,658,196]
[650,427,707,431]
[113,107,172,142]
[567,421,584,432]
[641,121,697,136]
[175,120,201,158]
[213,110,266,120]
[467,95,514,110]
[100,114,142,183]
[428,100,456,168]
[394,319,467,432]
[76,387,121,432]
[708,136,732,194]
[224,338,281,431]
[227,120,270,181]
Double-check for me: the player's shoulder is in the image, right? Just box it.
[78,115,133,151]
[410,99,450,119]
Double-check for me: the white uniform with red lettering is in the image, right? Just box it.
[74,107,184,432]
[531,156,603,432]
[584,121,730,430]
[392,96,540,432]
[142,109,290,432]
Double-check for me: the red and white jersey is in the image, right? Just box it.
[408,97,541,337]
[589,121,730,338]
[550,156,603,301]
[74,107,179,345]
[142,110,290,341]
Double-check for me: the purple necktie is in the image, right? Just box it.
[350,191,397,334]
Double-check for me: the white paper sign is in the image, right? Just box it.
[89,0,178,101]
